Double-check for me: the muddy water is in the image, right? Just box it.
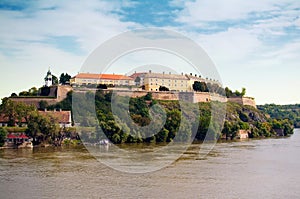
[1,129,300,199]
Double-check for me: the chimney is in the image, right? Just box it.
[181,72,183,75]
[195,74,197,77]
[149,70,152,73]
[163,71,165,74]
[190,73,192,76]
[169,72,171,74]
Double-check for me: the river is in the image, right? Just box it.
[1,129,300,199]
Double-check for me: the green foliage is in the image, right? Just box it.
[159,86,170,91]
[193,81,208,92]
[258,104,300,128]
[0,127,7,147]
[26,111,60,145]
[52,75,58,85]
[39,100,48,110]
[225,87,246,97]
[0,98,35,126]
[144,92,152,100]
[17,87,38,97]
[59,73,71,85]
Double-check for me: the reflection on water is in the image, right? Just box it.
[1,129,300,199]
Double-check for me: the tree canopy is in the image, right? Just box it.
[59,73,71,85]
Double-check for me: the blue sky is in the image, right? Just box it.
[0,0,299,104]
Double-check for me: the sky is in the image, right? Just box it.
[0,0,299,105]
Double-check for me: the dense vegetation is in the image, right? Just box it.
[224,102,293,138]
[225,87,246,98]
[0,127,7,147]
[48,90,293,144]
[1,89,295,146]
[0,98,64,146]
[258,104,300,128]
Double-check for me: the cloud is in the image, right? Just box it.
[175,0,297,22]
[0,0,139,99]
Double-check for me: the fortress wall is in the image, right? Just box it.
[10,98,59,108]
[193,92,211,103]
[56,85,73,101]
[10,85,73,109]
[242,97,257,108]
[210,94,228,103]
[114,90,181,101]
[228,97,256,108]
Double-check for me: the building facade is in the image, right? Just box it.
[129,72,147,86]
[70,73,134,86]
[144,72,191,92]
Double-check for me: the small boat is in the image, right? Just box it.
[99,139,110,146]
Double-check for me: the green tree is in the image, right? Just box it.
[59,73,71,85]
[0,98,35,127]
[26,111,60,145]
[10,93,17,97]
[134,76,141,85]
[241,87,246,97]
[52,75,58,85]
[39,100,49,110]
[193,81,208,92]
[0,127,7,147]
[29,87,38,96]
[159,86,169,91]
[155,128,169,142]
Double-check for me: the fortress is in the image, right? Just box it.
[10,70,256,108]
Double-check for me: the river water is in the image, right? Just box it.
[1,129,300,199]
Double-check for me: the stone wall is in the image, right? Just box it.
[10,85,72,109]
[228,97,256,108]
[10,97,59,108]
[112,90,226,103]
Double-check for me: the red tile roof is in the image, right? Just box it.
[38,111,71,123]
[7,133,28,139]
[0,114,26,123]
[129,72,147,79]
[74,73,133,80]
[0,111,71,124]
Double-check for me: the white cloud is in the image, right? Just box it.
[0,0,139,99]
[176,0,297,22]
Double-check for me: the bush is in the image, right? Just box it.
[0,128,7,147]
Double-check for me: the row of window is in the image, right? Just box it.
[150,78,186,83]
[150,83,187,87]
[79,79,130,83]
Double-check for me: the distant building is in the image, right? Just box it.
[70,73,134,86]
[45,69,53,87]
[38,110,72,128]
[0,110,72,128]
[144,71,191,92]
[129,72,147,86]
[5,133,32,148]
[237,130,249,139]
